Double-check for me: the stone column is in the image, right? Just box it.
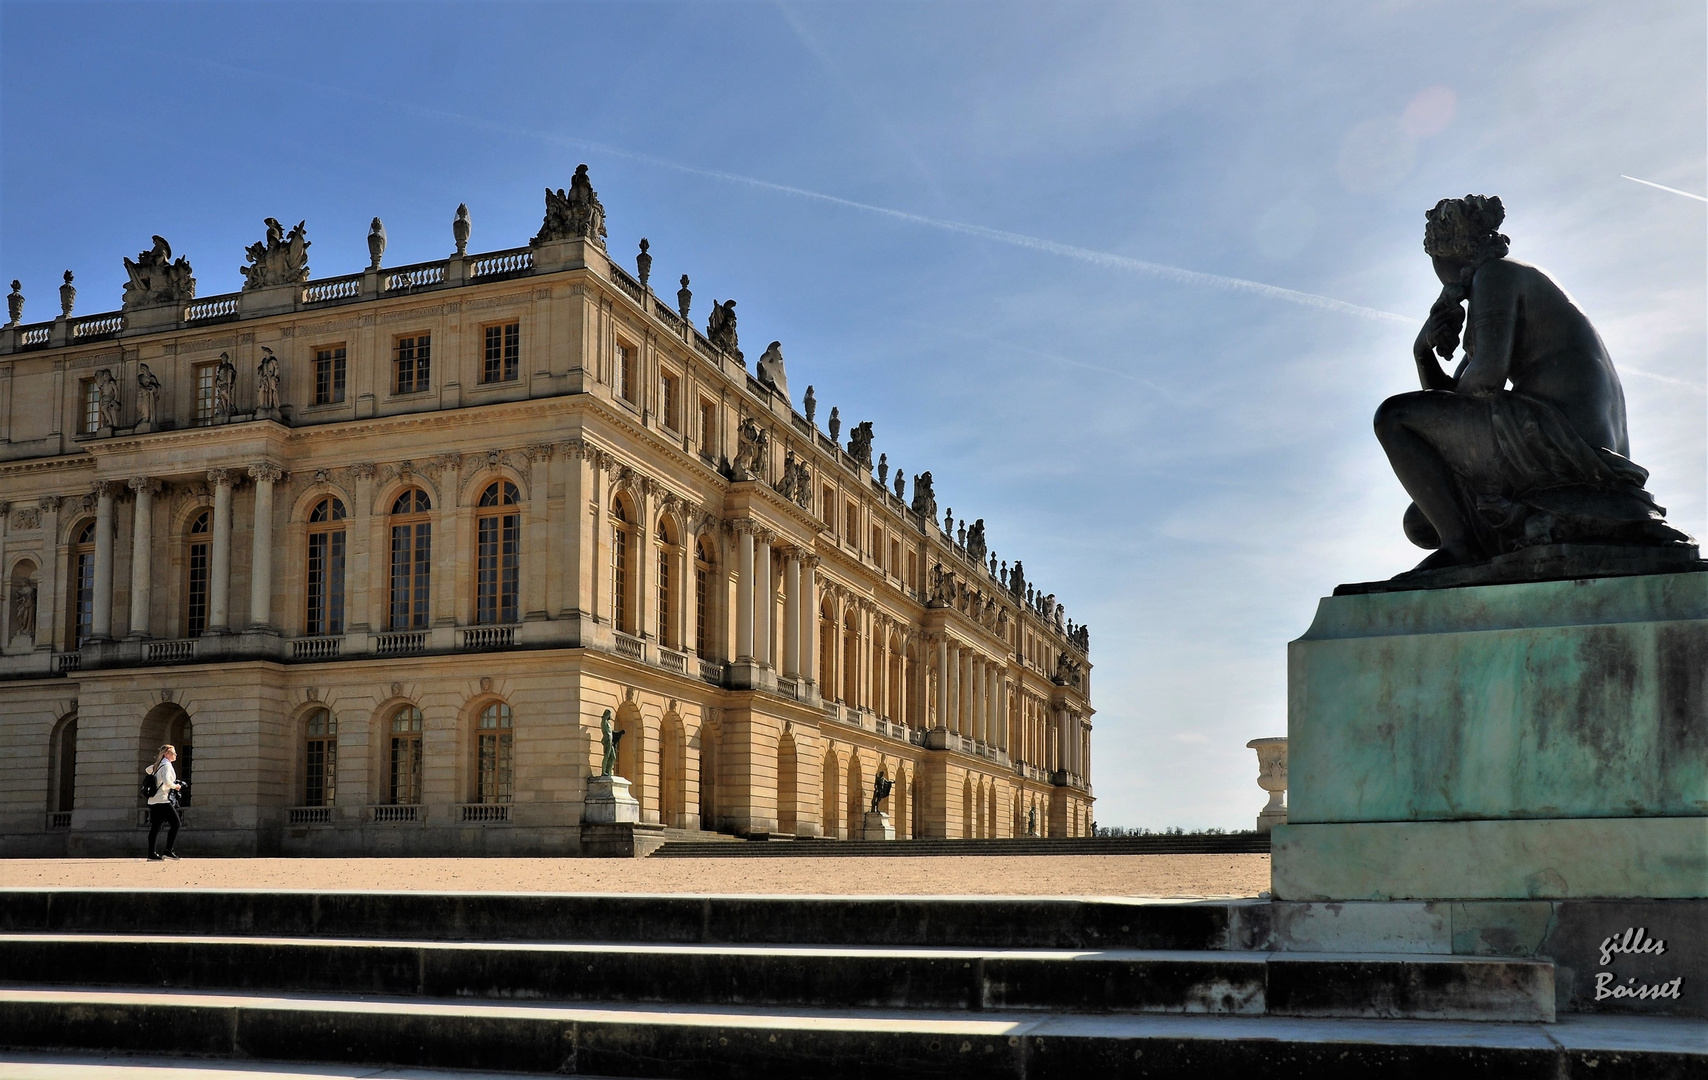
[800,555,817,690]
[961,649,975,738]
[90,482,117,640]
[207,469,234,634]
[946,642,961,734]
[754,532,771,667]
[35,497,59,650]
[561,443,588,619]
[782,550,800,678]
[525,445,552,621]
[999,677,1009,751]
[246,464,282,630]
[734,522,754,661]
[348,463,376,632]
[125,478,158,638]
[935,636,949,729]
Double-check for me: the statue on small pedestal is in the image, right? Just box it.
[600,708,626,777]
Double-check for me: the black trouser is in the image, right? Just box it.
[148,803,180,855]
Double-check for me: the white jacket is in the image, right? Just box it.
[146,760,177,805]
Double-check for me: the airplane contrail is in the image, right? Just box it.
[137,46,1414,326]
[1621,175,1708,203]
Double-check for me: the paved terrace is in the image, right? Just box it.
[0,854,1269,897]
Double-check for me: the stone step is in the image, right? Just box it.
[649,835,1271,857]
[0,934,1556,1021]
[3,988,1698,1079]
[0,890,1250,950]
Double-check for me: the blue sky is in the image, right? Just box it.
[3,2,1703,829]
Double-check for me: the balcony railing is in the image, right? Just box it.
[468,247,532,279]
[385,263,446,291]
[46,812,71,830]
[699,658,724,685]
[55,652,80,673]
[375,630,428,656]
[73,314,124,339]
[144,638,195,664]
[458,803,511,823]
[184,295,238,322]
[18,325,51,346]
[461,625,515,650]
[291,636,341,660]
[612,631,645,662]
[287,806,334,825]
[609,264,646,306]
[369,804,421,823]
[302,276,362,303]
[656,647,686,674]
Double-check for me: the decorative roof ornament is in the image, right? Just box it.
[757,340,788,402]
[533,164,607,248]
[676,274,691,320]
[5,280,20,326]
[240,219,311,290]
[636,239,652,288]
[58,272,75,317]
[453,203,471,256]
[367,218,387,270]
[122,236,196,309]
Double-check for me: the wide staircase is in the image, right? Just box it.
[0,889,1699,1078]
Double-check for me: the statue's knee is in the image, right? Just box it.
[1373,396,1409,439]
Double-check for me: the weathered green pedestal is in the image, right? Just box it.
[1273,570,1706,902]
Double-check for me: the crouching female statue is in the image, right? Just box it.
[1375,194,1691,574]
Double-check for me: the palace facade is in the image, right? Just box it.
[0,171,1094,856]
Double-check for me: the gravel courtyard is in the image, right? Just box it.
[1,854,1269,898]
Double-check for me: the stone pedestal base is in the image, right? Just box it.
[862,811,894,841]
[579,820,666,858]
[1273,817,1708,901]
[582,775,639,825]
[1256,808,1287,834]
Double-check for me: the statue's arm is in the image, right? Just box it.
[1457,265,1519,396]
[1412,302,1458,392]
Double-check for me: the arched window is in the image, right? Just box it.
[476,702,513,803]
[656,517,677,648]
[388,489,432,630]
[70,521,96,646]
[388,705,423,805]
[306,498,347,636]
[610,498,634,634]
[475,482,519,625]
[693,538,712,654]
[185,510,211,636]
[303,708,337,807]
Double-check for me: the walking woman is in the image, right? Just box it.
[144,743,184,860]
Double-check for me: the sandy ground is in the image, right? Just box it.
[0,854,1270,898]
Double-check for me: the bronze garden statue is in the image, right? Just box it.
[1371,195,1695,586]
[599,709,626,777]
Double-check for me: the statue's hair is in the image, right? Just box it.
[1424,195,1510,264]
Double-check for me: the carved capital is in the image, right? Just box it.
[527,443,553,463]
[247,463,284,485]
[92,480,122,501]
[127,477,164,498]
[731,517,757,536]
[207,469,235,489]
[799,553,822,571]
[425,453,460,478]
[349,462,376,481]
[559,438,589,461]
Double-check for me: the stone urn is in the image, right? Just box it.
[1245,736,1288,833]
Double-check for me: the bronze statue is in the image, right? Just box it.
[869,771,894,815]
[599,709,626,777]
[1374,195,1693,580]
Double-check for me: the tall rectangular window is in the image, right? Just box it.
[871,525,882,561]
[821,486,834,527]
[194,363,218,426]
[699,399,717,453]
[73,552,95,645]
[394,334,430,394]
[695,561,708,651]
[846,501,858,542]
[891,539,902,578]
[81,379,100,434]
[477,705,514,804]
[611,526,629,634]
[660,371,679,429]
[304,710,337,807]
[483,322,520,383]
[615,341,637,402]
[306,531,346,635]
[186,511,211,636]
[389,521,431,629]
[476,512,519,624]
[657,548,672,648]
[314,345,347,405]
[388,708,423,805]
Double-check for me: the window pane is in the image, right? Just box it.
[187,541,209,636]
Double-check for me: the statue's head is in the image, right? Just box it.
[1424,194,1510,269]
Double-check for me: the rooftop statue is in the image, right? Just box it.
[1372,195,1695,586]
[240,219,311,290]
[122,236,196,308]
[966,518,987,562]
[757,340,789,401]
[847,421,873,470]
[911,471,936,519]
[707,299,742,360]
[534,164,608,248]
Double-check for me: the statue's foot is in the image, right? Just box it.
[1407,548,1468,574]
